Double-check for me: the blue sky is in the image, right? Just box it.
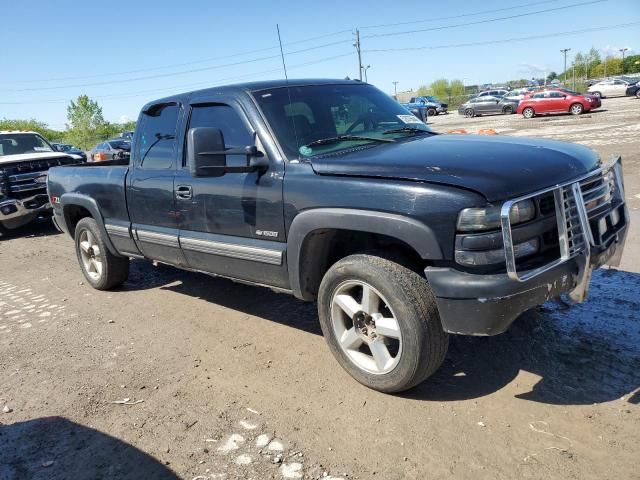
[1,0,638,129]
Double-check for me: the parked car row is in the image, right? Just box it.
[51,142,87,162]
[89,138,131,162]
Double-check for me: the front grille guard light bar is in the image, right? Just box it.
[500,156,622,283]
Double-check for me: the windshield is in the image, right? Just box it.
[108,139,131,150]
[0,133,54,156]
[253,83,431,158]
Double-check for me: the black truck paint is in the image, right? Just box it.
[46,79,628,391]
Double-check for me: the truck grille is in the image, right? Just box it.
[561,186,587,257]
[0,157,76,198]
[501,157,625,282]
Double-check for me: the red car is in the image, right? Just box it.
[517,89,595,119]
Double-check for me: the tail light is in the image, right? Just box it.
[94,152,106,162]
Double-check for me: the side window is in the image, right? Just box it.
[136,104,179,169]
[532,93,544,99]
[187,104,253,167]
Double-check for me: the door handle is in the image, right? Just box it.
[175,185,193,200]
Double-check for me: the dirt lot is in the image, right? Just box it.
[1,96,639,480]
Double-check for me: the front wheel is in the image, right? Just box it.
[522,107,535,119]
[592,91,602,99]
[75,217,129,290]
[318,254,449,393]
[502,105,513,114]
[464,108,474,118]
[427,108,437,117]
[570,103,584,115]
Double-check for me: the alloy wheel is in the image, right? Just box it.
[78,229,103,281]
[330,280,402,375]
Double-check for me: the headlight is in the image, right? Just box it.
[457,199,535,232]
[455,238,539,266]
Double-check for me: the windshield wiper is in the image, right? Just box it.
[383,127,432,135]
[303,135,395,149]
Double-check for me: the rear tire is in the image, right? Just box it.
[522,107,535,119]
[636,90,640,99]
[74,217,129,290]
[317,253,449,393]
[570,103,584,115]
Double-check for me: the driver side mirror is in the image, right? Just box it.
[187,127,267,177]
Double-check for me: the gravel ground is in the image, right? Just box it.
[1,96,638,480]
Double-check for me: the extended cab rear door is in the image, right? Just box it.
[173,95,288,288]
[127,102,186,266]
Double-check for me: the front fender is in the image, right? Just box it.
[287,208,443,300]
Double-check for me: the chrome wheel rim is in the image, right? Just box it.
[79,229,103,281]
[330,280,402,375]
[524,108,534,118]
[571,104,582,114]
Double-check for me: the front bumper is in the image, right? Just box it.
[425,236,624,335]
[427,156,628,336]
[0,194,51,229]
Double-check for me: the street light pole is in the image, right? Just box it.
[620,47,629,74]
[363,65,370,83]
[572,62,576,91]
[560,48,571,82]
[392,81,399,99]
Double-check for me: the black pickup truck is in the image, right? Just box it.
[47,79,629,393]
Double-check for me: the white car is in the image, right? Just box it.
[587,79,629,98]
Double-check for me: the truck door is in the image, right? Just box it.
[174,99,288,288]
[127,102,186,266]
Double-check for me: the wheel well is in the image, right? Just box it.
[64,205,92,236]
[298,229,425,300]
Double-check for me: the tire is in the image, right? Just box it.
[592,91,602,99]
[464,108,474,118]
[570,103,584,115]
[522,107,535,119]
[636,90,640,99]
[502,105,513,114]
[427,108,437,117]
[74,217,129,290]
[317,253,449,393]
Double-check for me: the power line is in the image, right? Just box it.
[5,38,352,93]
[363,21,640,52]
[5,28,353,85]
[359,0,560,29]
[361,0,606,39]
[0,52,355,105]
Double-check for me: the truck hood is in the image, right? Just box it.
[0,151,78,166]
[309,134,600,202]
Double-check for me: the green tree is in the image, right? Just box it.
[429,78,450,99]
[65,95,105,150]
[450,79,465,97]
[416,85,431,96]
[547,71,558,82]
[623,54,640,74]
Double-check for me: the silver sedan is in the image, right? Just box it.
[458,96,519,117]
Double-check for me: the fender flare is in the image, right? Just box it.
[59,193,121,257]
[287,208,443,300]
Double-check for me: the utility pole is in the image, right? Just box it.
[392,81,399,99]
[620,47,629,74]
[353,29,363,81]
[560,48,571,82]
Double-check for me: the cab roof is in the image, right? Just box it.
[142,78,367,111]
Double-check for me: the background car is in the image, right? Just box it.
[547,87,601,109]
[51,142,87,162]
[625,81,640,98]
[517,90,592,118]
[90,139,131,162]
[587,79,629,98]
[458,95,519,117]
[470,89,509,99]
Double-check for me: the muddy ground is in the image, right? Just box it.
[1,96,639,480]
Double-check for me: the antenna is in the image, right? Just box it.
[277,24,300,153]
